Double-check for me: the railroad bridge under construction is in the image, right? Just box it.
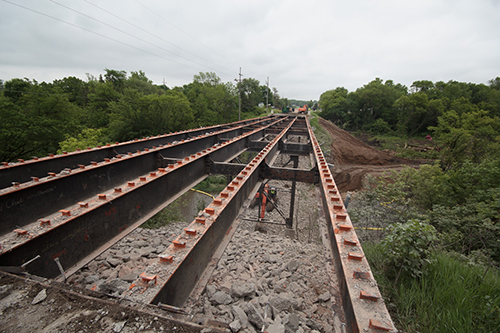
[0,114,395,333]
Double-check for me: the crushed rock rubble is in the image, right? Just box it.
[186,223,339,333]
[69,222,190,294]
[68,152,342,332]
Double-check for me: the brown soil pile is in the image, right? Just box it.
[318,117,421,193]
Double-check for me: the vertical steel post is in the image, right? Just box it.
[286,155,299,229]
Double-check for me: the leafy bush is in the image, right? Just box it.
[381,219,437,282]
[368,118,392,134]
[194,175,227,194]
[58,128,103,153]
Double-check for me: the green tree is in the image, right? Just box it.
[125,70,158,95]
[430,109,500,168]
[356,78,407,129]
[104,68,127,92]
[319,87,349,126]
[3,78,31,102]
[84,81,121,128]
[394,92,441,136]
[108,89,194,141]
[238,77,262,115]
[183,72,237,126]
[0,80,80,161]
[53,76,90,107]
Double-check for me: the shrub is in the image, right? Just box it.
[380,219,437,283]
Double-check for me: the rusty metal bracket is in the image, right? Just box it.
[259,163,318,183]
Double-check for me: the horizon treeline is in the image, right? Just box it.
[0,70,290,162]
[319,77,500,169]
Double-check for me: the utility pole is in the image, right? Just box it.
[238,67,242,121]
[266,77,269,114]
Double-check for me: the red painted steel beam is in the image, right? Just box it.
[118,118,298,307]
[0,116,274,189]
[306,118,396,333]
[0,117,292,279]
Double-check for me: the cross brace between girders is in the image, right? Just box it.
[207,160,319,183]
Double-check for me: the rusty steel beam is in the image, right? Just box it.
[259,163,318,183]
[0,117,278,236]
[0,117,292,279]
[306,118,396,333]
[248,140,311,155]
[125,118,298,308]
[0,116,275,189]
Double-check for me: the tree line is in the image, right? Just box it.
[0,70,289,162]
[319,77,500,169]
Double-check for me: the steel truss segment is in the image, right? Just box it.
[128,118,298,307]
[306,118,396,333]
[0,116,275,190]
[0,117,291,279]
[0,117,282,237]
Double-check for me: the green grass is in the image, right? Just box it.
[364,242,500,333]
[193,174,227,194]
[141,198,187,229]
[309,113,332,156]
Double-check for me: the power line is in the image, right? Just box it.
[47,0,230,76]
[2,0,233,78]
[83,0,233,76]
[134,0,237,68]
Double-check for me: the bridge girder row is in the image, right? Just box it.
[0,114,396,333]
[0,115,275,190]
[0,116,279,236]
[0,116,301,280]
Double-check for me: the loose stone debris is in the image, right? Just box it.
[65,152,344,332]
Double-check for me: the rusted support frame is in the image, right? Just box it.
[207,160,246,176]
[147,118,297,308]
[0,118,291,279]
[0,116,276,190]
[259,163,318,183]
[306,118,395,333]
[286,156,299,229]
[248,140,311,155]
[207,160,318,184]
[0,118,279,236]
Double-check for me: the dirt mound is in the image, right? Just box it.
[317,117,420,193]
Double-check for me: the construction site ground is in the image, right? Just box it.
[0,117,420,332]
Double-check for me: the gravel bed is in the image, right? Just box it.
[67,152,343,332]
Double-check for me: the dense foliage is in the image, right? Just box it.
[319,78,500,136]
[0,70,284,162]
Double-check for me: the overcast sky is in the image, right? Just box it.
[1,0,499,100]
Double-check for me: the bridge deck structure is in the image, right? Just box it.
[0,114,395,333]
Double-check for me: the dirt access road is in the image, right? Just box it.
[317,117,422,193]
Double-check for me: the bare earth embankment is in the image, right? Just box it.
[317,117,421,193]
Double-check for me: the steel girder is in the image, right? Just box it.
[0,116,274,189]
[0,117,277,236]
[0,117,291,279]
[306,119,395,333]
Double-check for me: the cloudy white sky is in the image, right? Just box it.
[1,0,499,100]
